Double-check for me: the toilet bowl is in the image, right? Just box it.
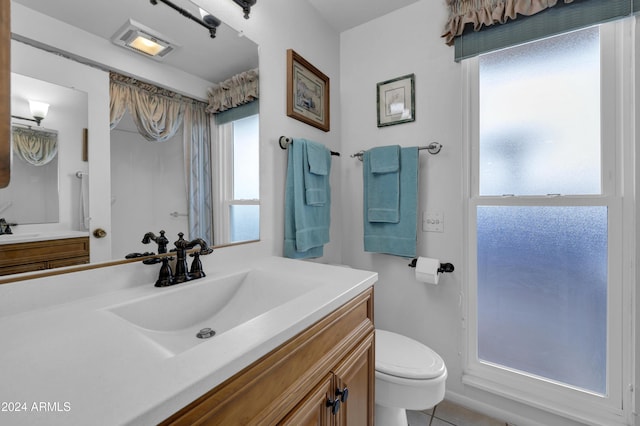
[375,329,447,426]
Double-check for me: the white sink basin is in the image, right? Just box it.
[107,267,318,355]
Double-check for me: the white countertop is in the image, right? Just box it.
[0,230,89,245]
[0,256,377,425]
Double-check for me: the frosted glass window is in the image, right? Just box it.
[479,27,601,196]
[232,114,259,199]
[477,205,607,394]
[230,205,259,242]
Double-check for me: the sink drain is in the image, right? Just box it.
[196,328,216,339]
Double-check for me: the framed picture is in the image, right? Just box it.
[377,74,415,127]
[286,49,330,132]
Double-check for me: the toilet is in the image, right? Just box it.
[375,329,447,426]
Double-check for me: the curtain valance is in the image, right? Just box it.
[12,126,58,166]
[109,72,205,142]
[443,0,574,46]
[207,68,259,114]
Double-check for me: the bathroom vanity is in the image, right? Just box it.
[163,287,374,425]
[0,255,377,425]
[0,231,90,276]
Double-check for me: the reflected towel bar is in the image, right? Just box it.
[351,142,442,161]
[279,136,340,156]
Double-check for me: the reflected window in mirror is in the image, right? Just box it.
[214,110,259,244]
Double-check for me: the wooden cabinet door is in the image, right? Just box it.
[333,334,374,426]
[279,373,334,426]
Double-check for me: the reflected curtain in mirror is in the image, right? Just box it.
[108,72,213,244]
[184,102,213,244]
[207,68,258,113]
[12,126,58,166]
[109,72,185,142]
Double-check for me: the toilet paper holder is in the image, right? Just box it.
[408,258,455,274]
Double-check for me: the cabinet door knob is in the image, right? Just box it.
[336,386,349,403]
[326,397,340,415]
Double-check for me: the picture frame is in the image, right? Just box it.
[286,49,330,132]
[377,73,415,127]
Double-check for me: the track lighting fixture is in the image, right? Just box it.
[231,0,257,19]
[150,0,221,38]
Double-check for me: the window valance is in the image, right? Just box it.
[442,0,574,46]
[11,126,58,166]
[446,0,637,61]
[207,68,259,114]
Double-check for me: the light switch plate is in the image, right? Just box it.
[423,212,444,232]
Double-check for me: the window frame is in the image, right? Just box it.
[213,116,260,244]
[462,20,635,425]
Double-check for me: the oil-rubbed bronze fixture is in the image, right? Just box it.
[150,0,221,38]
[232,0,257,19]
[173,232,213,284]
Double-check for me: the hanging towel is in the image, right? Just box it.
[304,140,330,206]
[284,139,331,259]
[367,145,400,223]
[363,146,418,258]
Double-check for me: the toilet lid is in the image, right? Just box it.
[375,330,446,380]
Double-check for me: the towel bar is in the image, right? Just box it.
[351,142,442,161]
[279,136,340,156]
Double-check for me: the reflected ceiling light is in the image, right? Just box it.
[150,0,221,38]
[111,19,178,60]
[11,100,49,126]
[231,0,257,19]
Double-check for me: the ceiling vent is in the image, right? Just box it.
[111,19,179,61]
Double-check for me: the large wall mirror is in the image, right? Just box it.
[1,0,260,282]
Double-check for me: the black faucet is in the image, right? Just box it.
[0,218,13,235]
[172,232,213,284]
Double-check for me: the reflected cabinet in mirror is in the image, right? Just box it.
[0,0,260,283]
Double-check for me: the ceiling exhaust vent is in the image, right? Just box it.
[111,19,179,61]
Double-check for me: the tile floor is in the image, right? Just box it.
[407,399,506,426]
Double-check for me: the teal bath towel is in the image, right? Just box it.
[284,139,331,259]
[367,145,400,223]
[304,140,330,206]
[363,146,418,258]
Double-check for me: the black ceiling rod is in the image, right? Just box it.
[149,0,221,38]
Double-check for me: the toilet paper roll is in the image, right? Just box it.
[415,256,440,285]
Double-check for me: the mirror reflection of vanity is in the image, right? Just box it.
[1,0,260,281]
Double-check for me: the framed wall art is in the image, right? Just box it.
[286,49,330,132]
[377,73,415,127]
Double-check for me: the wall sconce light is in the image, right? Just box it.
[231,0,257,19]
[12,100,49,126]
[149,0,221,38]
[29,101,49,125]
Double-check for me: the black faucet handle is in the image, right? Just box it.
[142,230,170,254]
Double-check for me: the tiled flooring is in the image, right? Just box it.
[407,399,506,426]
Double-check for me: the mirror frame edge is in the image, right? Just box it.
[0,0,10,188]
